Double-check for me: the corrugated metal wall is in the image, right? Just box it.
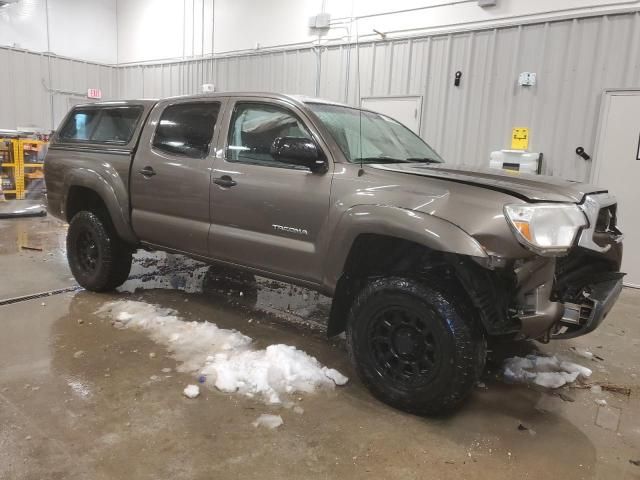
[0,47,117,131]
[4,12,637,181]
[118,11,640,182]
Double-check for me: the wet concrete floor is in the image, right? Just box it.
[1,216,639,479]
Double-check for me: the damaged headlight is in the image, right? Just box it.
[504,203,587,256]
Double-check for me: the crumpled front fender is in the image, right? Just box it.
[322,204,487,292]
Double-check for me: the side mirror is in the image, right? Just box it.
[270,136,326,172]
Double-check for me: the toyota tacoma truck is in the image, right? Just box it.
[44,93,624,415]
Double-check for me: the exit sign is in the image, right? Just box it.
[87,88,102,99]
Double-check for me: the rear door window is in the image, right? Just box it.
[58,106,143,144]
[153,102,221,158]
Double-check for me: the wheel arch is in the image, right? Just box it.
[63,169,137,245]
[322,205,487,293]
[324,206,517,338]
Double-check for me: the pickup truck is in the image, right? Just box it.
[45,92,624,415]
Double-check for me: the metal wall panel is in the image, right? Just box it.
[119,49,320,100]
[0,47,117,131]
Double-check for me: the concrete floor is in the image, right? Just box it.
[0,200,47,220]
[1,216,639,480]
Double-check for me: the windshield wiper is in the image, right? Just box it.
[354,156,421,164]
[405,157,442,164]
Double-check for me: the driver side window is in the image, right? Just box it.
[227,102,312,168]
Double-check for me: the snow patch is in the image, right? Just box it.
[68,380,91,398]
[571,347,594,360]
[503,355,592,389]
[97,300,348,405]
[183,384,200,399]
[252,414,283,429]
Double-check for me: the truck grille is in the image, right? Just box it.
[577,193,621,253]
[554,250,621,304]
[595,204,616,233]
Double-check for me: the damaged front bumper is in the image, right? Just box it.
[551,275,623,339]
[514,259,624,340]
[511,192,624,340]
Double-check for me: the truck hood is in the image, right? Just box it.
[370,163,604,203]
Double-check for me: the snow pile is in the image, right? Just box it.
[201,344,348,404]
[97,300,348,404]
[252,414,283,429]
[503,355,592,389]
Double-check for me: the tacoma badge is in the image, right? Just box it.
[272,224,309,236]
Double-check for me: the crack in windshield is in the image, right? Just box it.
[307,103,444,165]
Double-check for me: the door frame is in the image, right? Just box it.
[360,95,424,134]
[591,87,640,289]
[131,96,229,255]
[591,88,640,185]
[208,95,337,286]
[215,95,338,164]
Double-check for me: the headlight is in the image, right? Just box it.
[504,203,587,256]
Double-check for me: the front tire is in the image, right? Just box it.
[346,277,485,416]
[67,211,132,292]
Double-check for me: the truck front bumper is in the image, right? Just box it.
[514,251,624,340]
[551,275,624,339]
[506,192,624,340]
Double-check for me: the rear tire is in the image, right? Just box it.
[67,211,132,292]
[346,276,485,416]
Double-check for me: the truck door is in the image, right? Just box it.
[130,98,225,256]
[209,98,333,284]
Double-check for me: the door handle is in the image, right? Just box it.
[213,175,237,188]
[139,166,156,177]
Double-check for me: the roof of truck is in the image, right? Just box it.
[71,99,158,109]
[76,92,349,109]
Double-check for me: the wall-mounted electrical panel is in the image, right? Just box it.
[308,13,331,29]
[518,72,537,86]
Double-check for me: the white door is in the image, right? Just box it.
[361,96,422,134]
[593,90,640,287]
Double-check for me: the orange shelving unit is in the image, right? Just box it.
[0,138,48,200]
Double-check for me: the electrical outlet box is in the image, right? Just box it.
[309,13,331,29]
[518,72,537,86]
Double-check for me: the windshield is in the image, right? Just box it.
[306,102,444,164]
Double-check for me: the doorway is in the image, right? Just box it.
[593,89,640,287]
[361,96,423,134]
